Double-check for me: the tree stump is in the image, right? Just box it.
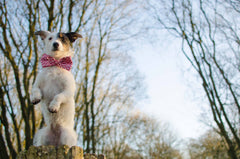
[17,145,105,159]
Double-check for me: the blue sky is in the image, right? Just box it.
[131,36,208,139]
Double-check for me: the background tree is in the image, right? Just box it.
[101,111,182,159]
[147,0,240,158]
[188,130,229,159]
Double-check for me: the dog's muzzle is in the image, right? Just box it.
[53,42,59,50]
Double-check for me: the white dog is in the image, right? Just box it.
[31,31,82,147]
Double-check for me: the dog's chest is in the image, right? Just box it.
[39,68,69,99]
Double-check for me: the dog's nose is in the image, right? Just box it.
[53,42,59,48]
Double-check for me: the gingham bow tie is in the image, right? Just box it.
[40,53,73,71]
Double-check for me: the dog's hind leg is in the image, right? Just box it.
[33,127,49,146]
[60,127,77,147]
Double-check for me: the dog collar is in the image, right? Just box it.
[40,53,73,71]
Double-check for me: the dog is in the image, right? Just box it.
[31,31,82,147]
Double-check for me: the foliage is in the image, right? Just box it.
[102,111,182,159]
[188,130,230,159]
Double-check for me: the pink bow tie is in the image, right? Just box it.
[40,53,73,71]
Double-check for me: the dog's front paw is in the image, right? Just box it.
[48,101,60,113]
[48,107,59,113]
[31,88,42,105]
[32,99,41,105]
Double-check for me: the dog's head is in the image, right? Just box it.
[35,31,82,59]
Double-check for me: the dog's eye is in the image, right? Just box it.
[49,37,52,41]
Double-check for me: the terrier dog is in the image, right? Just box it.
[31,31,82,147]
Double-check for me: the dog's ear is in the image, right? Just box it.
[65,32,82,43]
[35,31,50,40]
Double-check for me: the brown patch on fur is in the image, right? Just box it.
[45,124,61,146]
[65,32,82,43]
[57,33,71,51]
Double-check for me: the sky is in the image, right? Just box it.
[131,36,208,140]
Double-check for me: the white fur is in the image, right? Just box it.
[31,31,80,147]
